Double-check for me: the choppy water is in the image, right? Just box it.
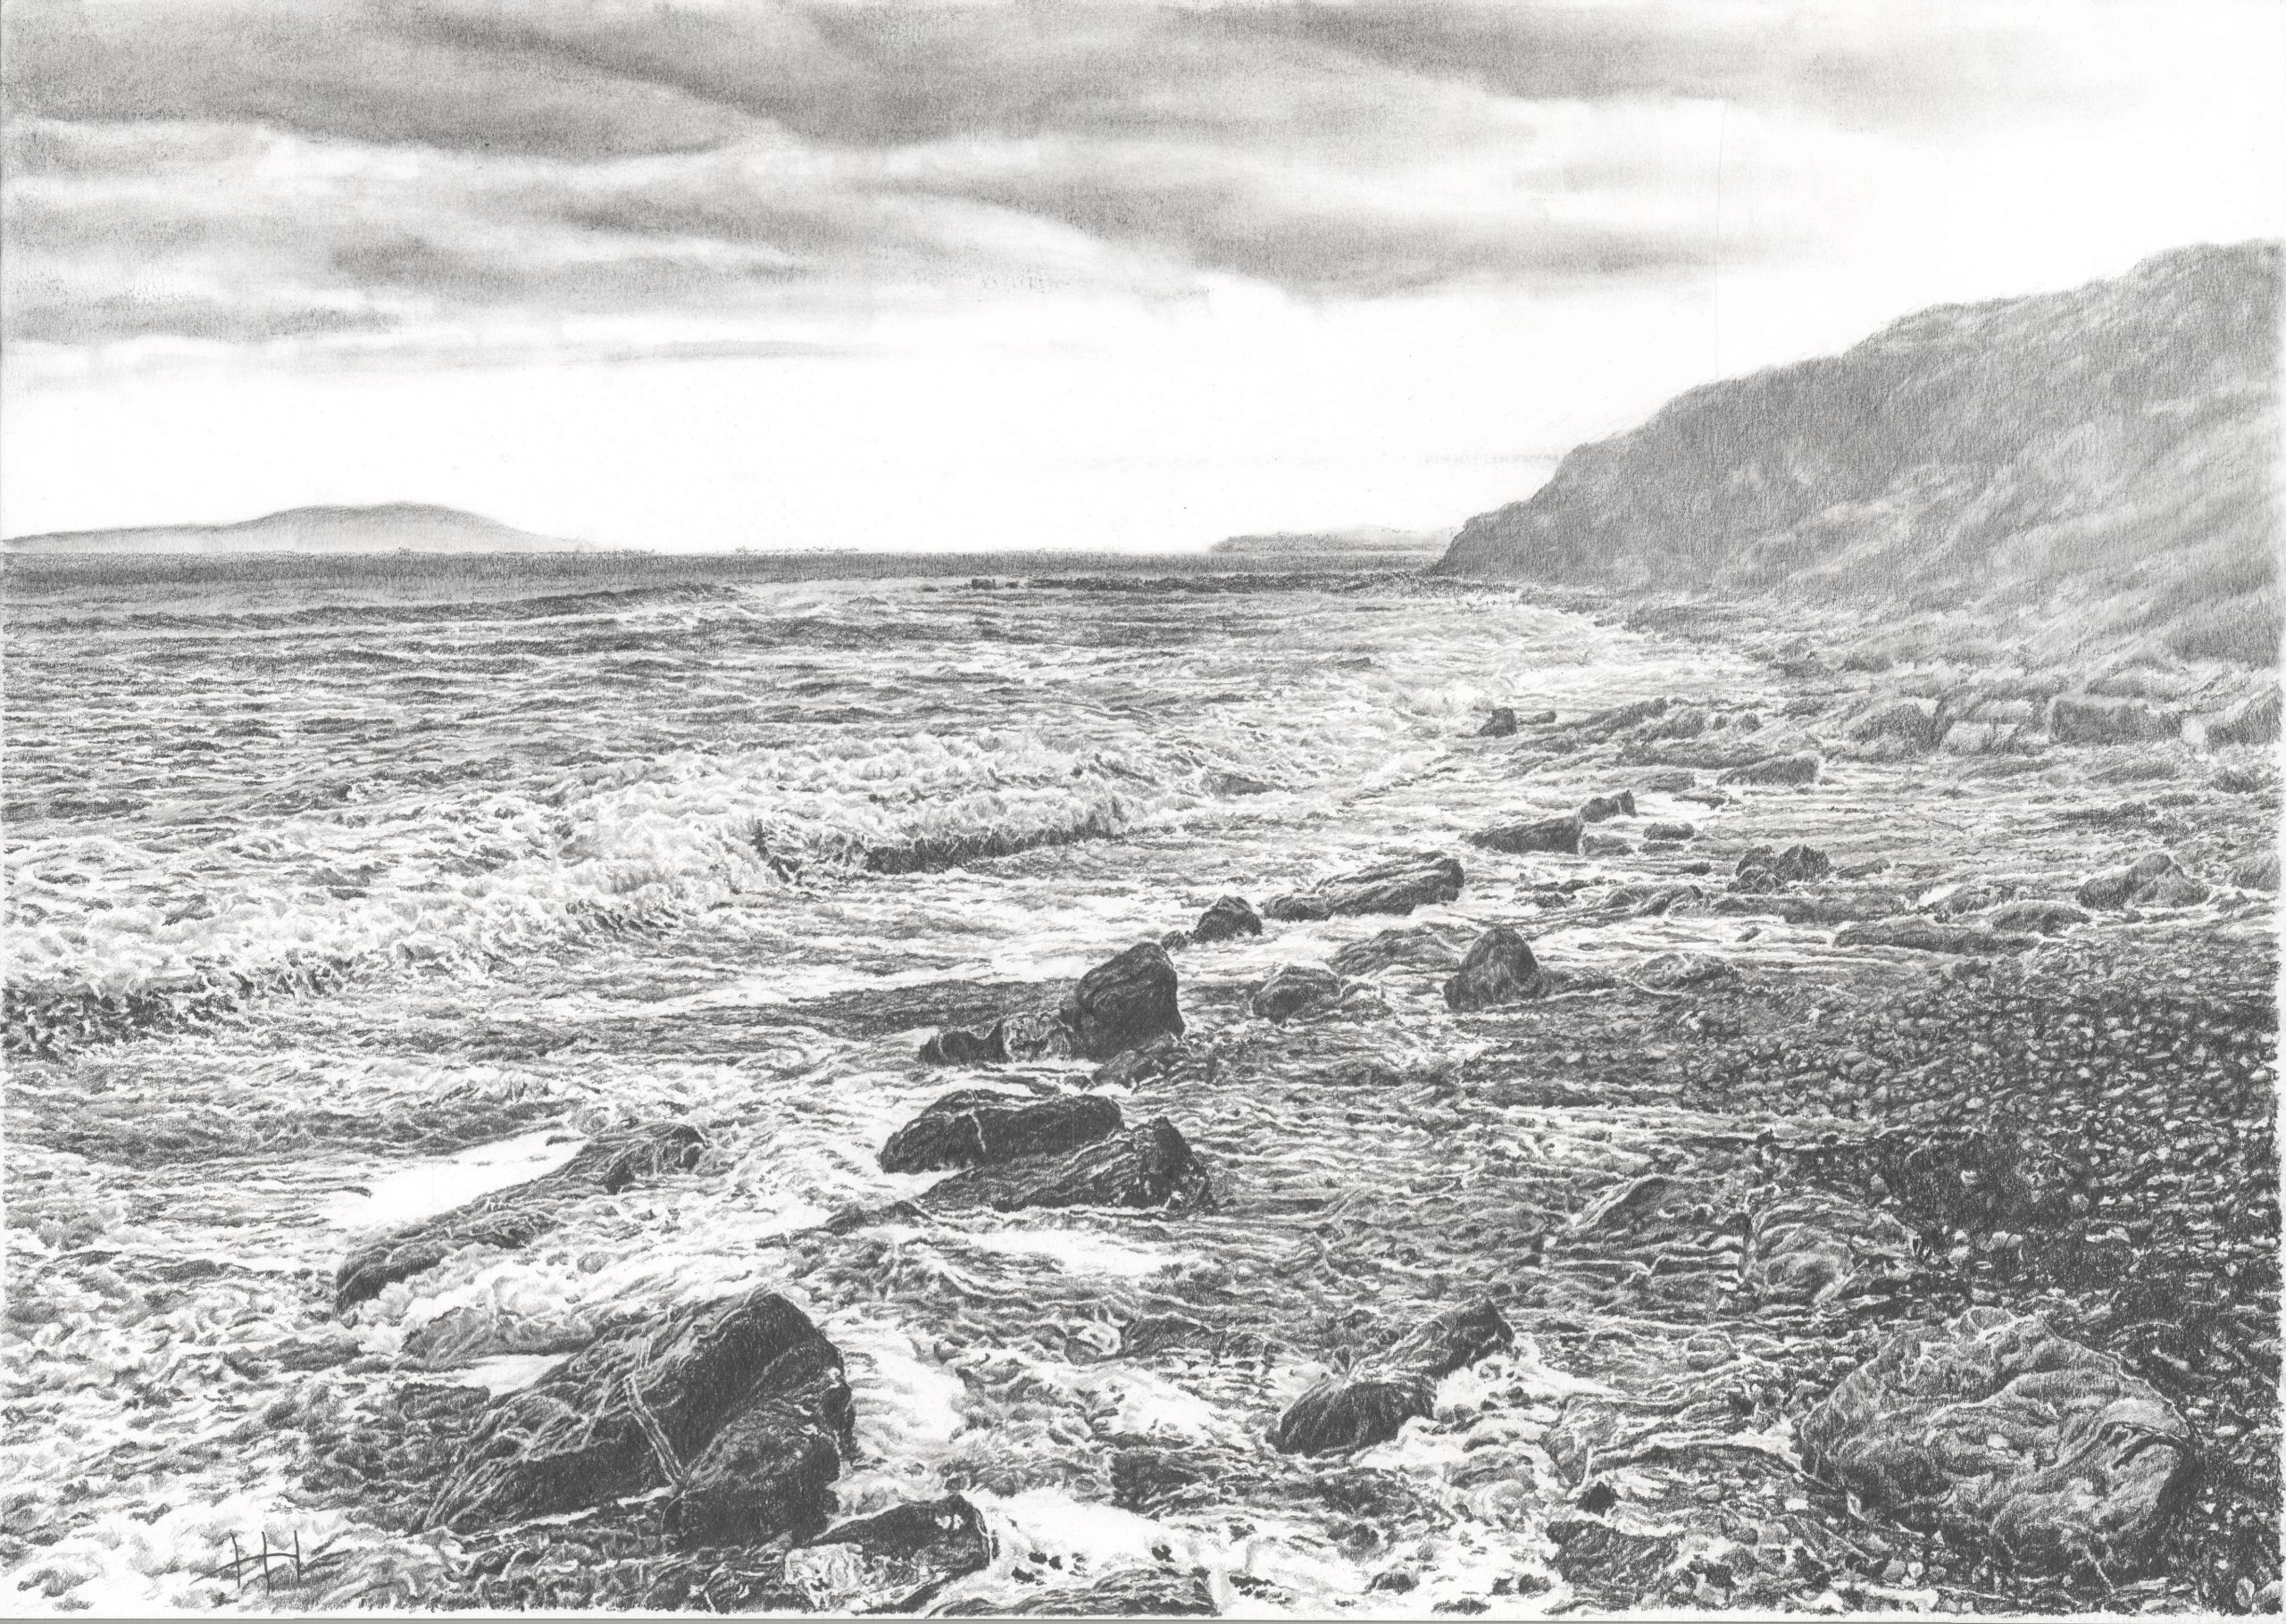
[5,555,1784,1613]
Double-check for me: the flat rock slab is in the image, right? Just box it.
[1800,1307,2191,1575]
[1263,854,1464,920]
[879,1089,1122,1174]
[430,1287,852,1537]
[1330,924,1469,978]
[923,1117,1213,1214]
[1270,1298,1514,1455]
[336,1122,706,1310]
[1468,812,1582,856]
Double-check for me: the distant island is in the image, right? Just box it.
[1210,525,1454,558]
[3,503,588,555]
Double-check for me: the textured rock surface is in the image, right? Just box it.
[917,1020,1010,1067]
[781,1495,993,1612]
[1269,1299,1514,1455]
[1188,895,1263,945]
[924,1118,1213,1214]
[2077,851,2212,909]
[1056,942,1185,1060]
[1835,917,2040,955]
[1442,926,1544,1012]
[1249,963,1343,1022]
[1263,853,1464,920]
[1466,812,1583,855]
[1719,753,1822,787]
[1740,1189,1919,1304]
[878,1089,1122,1174]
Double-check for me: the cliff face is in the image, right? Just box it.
[1433,243,2282,664]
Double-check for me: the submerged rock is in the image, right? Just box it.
[784,1495,993,1613]
[1718,752,1822,787]
[924,1118,1212,1214]
[1477,706,1519,737]
[1057,942,1184,1060]
[1801,1307,2191,1574]
[1442,926,1545,1012]
[1581,832,1632,857]
[1467,812,1582,856]
[878,1089,1122,1174]
[1249,963,1343,1022]
[1835,917,2039,955]
[918,1020,1011,1067]
[1187,895,1263,945]
[430,1287,852,1536]
[1270,1299,1514,1455]
[1580,790,1638,822]
[336,1122,705,1311]
[1263,854,1464,920]
[2076,851,2212,909]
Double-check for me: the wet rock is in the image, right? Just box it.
[1263,854,1465,920]
[1270,1299,1514,1455]
[2232,849,2281,892]
[430,1287,852,1535]
[1478,707,1519,737]
[1331,925,1465,978]
[1188,895,1263,945]
[1443,926,1546,1012]
[1633,770,1698,794]
[943,1570,1219,1617]
[1982,899,2091,934]
[1566,1173,1680,1237]
[1718,753,1822,787]
[2050,694,2174,745]
[878,1090,1122,1175]
[1467,812,1582,856]
[1642,820,1698,842]
[336,1122,705,1311]
[2207,687,2281,747]
[1250,963,1343,1022]
[1731,842,1832,890]
[1546,1517,1684,1603]
[1581,790,1638,822]
[783,1495,993,1613]
[1848,696,1946,750]
[1741,1189,1918,1304]
[1800,1307,2191,1575]
[2075,851,2211,910]
[918,1020,1010,1067]
[1631,952,1740,992]
[924,1118,1212,1214]
[1581,832,1633,857]
[1057,942,1184,1060]
[1521,708,1559,726]
[1834,917,2039,955]
[672,1334,856,1546]
[1092,1032,1185,1087]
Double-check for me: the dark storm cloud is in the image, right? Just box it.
[0,0,2107,350]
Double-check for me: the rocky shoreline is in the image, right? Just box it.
[243,588,2282,1615]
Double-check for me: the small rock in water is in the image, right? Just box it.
[1800,1307,2190,1575]
[1731,842,1832,890]
[1981,898,2090,934]
[1188,894,1263,944]
[1634,770,1698,793]
[2075,851,2211,910]
[1270,1298,1514,1455]
[1477,706,1519,737]
[1718,753,1822,787]
[878,1089,1122,1174]
[1580,790,1638,821]
[1250,963,1344,1022]
[918,1020,1011,1067]
[1581,832,1632,856]
[1263,853,1465,920]
[1467,812,1583,856]
[785,1495,994,1613]
[1642,820,1697,842]
[1443,926,1546,1012]
[923,1117,1213,1214]
[1056,942,1185,1060]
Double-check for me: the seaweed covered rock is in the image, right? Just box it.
[1056,943,1184,1060]
[1580,790,1638,822]
[336,1122,705,1311]
[1442,926,1545,1012]
[1835,917,2040,955]
[878,1089,1122,1175]
[924,1118,1212,1214]
[1718,752,1822,787]
[1740,1189,1918,1305]
[1249,963,1343,1022]
[1467,812,1582,856]
[1269,1299,1514,1455]
[917,1020,1010,1067]
[1263,854,1464,920]
[1800,1308,2191,1574]
[1187,895,1263,945]
[782,1495,993,1612]
[430,1287,851,1536]
[2077,852,2212,909]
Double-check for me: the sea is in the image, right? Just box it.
[3,551,1769,1613]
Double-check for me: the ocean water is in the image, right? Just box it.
[4,554,1785,1613]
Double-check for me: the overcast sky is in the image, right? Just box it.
[2,0,2281,550]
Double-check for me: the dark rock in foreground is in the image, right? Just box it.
[1477,706,1519,737]
[783,1495,993,1613]
[1835,917,2039,955]
[918,1020,1010,1067]
[1262,854,1464,920]
[1187,895,1263,945]
[2077,851,2212,909]
[1801,1307,2191,1575]
[1718,752,1822,787]
[879,1089,1122,1174]
[1467,812,1582,856]
[1270,1298,1514,1455]
[430,1287,852,1537]
[1249,963,1343,1022]
[1056,942,1184,1060]
[1443,926,1545,1011]
[336,1122,705,1310]
[924,1118,1213,1214]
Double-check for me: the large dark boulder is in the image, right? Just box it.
[1056,943,1183,1060]
[1442,927,1545,1012]
[878,1090,1122,1175]
[1270,1299,1514,1455]
[1262,854,1464,920]
[336,1123,705,1311]
[1467,812,1582,856]
[1731,842,1832,891]
[1187,895,1262,945]
[1249,964,1342,1022]
[1579,790,1637,822]
[917,1020,1010,1067]
[783,1495,994,1613]
[1718,752,1822,787]
[924,1118,1213,1215]
[1801,1308,2191,1574]
[430,1287,851,1536]
[2076,851,2211,909]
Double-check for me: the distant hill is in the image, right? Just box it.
[1212,525,1453,558]
[1432,242,2282,666]
[4,503,587,554]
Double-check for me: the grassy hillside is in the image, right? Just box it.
[4,503,582,554]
